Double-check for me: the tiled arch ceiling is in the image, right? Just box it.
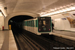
[37,0,75,13]
[0,0,75,14]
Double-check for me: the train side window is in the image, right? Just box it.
[26,21,27,25]
[32,21,33,27]
[36,20,37,27]
[31,21,32,27]
[30,21,31,26]
[24,21,26,26]
[28,21,29,26]
[32,20,34,27]
[27,21,28,26]
[27,22,28,26]
[29,21,30,26]
[26,21,27,26]
[33,20,34,27]
[31,20,33,27]
[27,21,28,25]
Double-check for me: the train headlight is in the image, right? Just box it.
[49,29,50,30]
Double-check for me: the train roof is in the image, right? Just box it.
[24,18,37,21]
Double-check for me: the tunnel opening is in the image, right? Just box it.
[8,15,33,33]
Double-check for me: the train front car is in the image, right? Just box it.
[23,17,52,35]
[37,17,52,35]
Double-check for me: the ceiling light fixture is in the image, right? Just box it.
[40,6,75,17]
[0,12,3,16]
[39,3,75,17]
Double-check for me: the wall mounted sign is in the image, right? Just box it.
[62,13,75,28]
[62,18,66,20]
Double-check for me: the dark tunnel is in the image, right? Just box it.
[8,15,33,33]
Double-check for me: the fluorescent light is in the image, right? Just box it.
[59,6,63,9]
[55,18,61,21]
[39,3,75,17]
[70,7,75,10]
[50,9,55,11]
[0,12,3,16]
[58,10,64,13]
[40,6,75,17]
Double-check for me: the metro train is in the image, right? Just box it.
[23,17,52,35]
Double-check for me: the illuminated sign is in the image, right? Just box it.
[62,18,66,20]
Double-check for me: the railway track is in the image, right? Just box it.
[14,31,45,50]
[13,30,75,50]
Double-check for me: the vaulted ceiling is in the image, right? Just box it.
[0,0,75,15]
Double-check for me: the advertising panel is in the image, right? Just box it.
[62,13,75,28]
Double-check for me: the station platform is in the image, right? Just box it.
[52,30,75,41]
[0,30,17,50]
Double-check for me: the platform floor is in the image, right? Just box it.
[0,31,4,49]
[52,30,75,41]
[0,30,17,50]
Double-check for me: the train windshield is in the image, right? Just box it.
[38,17,51,32]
